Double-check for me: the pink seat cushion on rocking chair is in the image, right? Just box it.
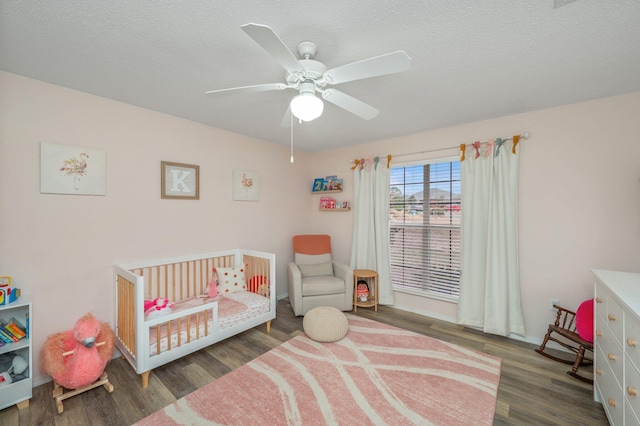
[575,299,594,343]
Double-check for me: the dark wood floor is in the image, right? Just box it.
[0,298,608,425]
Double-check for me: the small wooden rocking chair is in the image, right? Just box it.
[535,303,594,384]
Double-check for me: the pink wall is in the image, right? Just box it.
[312,91,640,345]
[2,69,639,384]
[0,71,317,385]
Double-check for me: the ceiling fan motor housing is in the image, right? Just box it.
[286,58,327,88]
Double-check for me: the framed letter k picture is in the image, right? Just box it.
[161,161,199,200]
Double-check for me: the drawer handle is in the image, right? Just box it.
[608,353,617,361]
[608,398,617,407]
[596,297,602,303]
[596,330,602,337]
[628,338,637,347]
[596,368,602,375]
[608,314,617,321]
[627,386,638,397]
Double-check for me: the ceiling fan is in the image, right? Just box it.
[205,23,412,124]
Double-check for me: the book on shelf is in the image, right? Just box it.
[9,316,26,334]
[0,318,24,341]
[5,323,25,339]
[0,327,17,343]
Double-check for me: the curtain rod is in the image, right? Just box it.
[390,131,530,159]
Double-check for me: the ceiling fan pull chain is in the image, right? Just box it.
[290,114,295,163]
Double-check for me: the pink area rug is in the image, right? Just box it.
[137,314,502,425]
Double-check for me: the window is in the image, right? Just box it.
[389,159,461,300]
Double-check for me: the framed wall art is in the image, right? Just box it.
[40,142,106,195]
[161,161,199,200]
[233,169,260,201]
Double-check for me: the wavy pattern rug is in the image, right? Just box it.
[137,314,501,425]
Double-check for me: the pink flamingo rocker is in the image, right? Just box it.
[40,313,115,413]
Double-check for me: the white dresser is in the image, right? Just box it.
[593,269,640,425]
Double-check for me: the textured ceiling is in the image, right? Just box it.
[2,1,639,152]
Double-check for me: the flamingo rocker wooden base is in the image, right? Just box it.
[52,372,114,414]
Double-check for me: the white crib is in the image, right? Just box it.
[113,249,276,388]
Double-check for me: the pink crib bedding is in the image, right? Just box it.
[148,291,270,356]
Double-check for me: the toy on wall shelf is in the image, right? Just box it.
[0,276,20,305]
[312,176,343,192]
[319,196,336,209]
[40,313,116,413]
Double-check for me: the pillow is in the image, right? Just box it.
[216,266,247,294]
[207,272,218,298]
[298,262,334,277]
[575,299,594,343]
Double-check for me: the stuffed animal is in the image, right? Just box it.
[0,355,28,388]
[144,297,175,319]
[40,313,115,389]
[356,280,370,302]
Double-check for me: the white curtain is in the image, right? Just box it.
[457,139,525,336]
[350,157,394,305]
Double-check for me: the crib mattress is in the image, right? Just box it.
[148,291,270,356]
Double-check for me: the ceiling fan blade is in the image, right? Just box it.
[324,51,412,85]
[321,89,379,120]
[205,83,289,95]
[241,23,305,72]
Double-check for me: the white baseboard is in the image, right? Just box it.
[391,303,570,351]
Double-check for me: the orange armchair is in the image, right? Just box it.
[287,235,354,316]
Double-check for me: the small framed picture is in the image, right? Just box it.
[40,142,106,196]
[312,178,325,192]
[233,169,260,201]
[161,161,199,200]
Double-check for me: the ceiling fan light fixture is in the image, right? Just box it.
[290,92,324,122]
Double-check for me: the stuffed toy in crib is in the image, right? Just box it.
[144,297,175,319]
[40,313,115,389]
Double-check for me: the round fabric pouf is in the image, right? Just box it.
[303,306,349,343]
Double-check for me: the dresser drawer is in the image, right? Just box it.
[626,312,640,372]
[595,281,608,322]
[625,355,640,423]
[598,328,624,387]
[606,296,625,347]
[626,400,640,426]
[596,347,624,426]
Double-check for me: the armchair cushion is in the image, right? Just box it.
[298,262,334,277]
[295,253,332,265]
[302,275,346,296]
